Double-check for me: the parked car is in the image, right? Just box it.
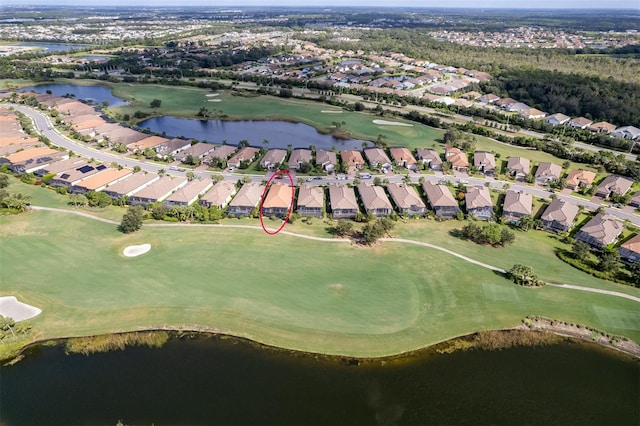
[358,173,372,179]
[336,174,348,180]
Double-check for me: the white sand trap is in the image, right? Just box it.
[208,99,222,102]
[123,243,151,257]
[372,119,413,127]
[0,296,42,321]
[206,93,219,97]
[321,110,343,113]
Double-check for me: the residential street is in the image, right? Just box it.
[8,103,640,226]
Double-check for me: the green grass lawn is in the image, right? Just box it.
[1,206,639,358]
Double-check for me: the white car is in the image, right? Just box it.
[336,174,347,180]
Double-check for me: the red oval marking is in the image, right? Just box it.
[259,170,295,235]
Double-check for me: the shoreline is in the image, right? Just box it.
[6,319,639,366]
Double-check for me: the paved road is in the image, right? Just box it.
[7,103,640,226]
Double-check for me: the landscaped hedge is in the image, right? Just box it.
[555,249,638,288]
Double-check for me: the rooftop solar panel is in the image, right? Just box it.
[77,165,94,173]
[96,164,107,170]
[60,173,70,179]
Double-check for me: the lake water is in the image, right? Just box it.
[138,116,368,150]
[1,335,637,425]
[17,42,90,53]
[19,84,128,107]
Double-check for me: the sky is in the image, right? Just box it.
[3,0,640,9]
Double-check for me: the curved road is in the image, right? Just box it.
[30,205,640,303]
[7,103,640,226]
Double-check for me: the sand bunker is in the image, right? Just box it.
[321,110,343,113]
[372,119,413,127]
[123,243,151,257]
[208,99,222,102]
[206,93,219,97]
[0,296,42,321]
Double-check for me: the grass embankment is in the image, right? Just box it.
[1,203,639,359]
[64,330,169,355]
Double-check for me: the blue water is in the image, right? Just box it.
[17,42,90,53]
[138,116,368,150]
[19,84,128,107]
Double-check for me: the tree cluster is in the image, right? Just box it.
[508,264,545,287]
[459,222,515,246]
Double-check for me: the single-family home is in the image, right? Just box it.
[205,145,237,166]
[198,180,237,209]
[567,117,593,129]
[588,122,616,134]
[445,147,469,172]
[328,184,359,219]
[544,113,570,126]
[387,183,426,216]
[296,185,324,218]
[465,186,493,220]
[126,136,169,154]
[3,146,68,174]
[611,126,640,140]
[618,234,640,264]
[519,108,546,120]
[155,138,192,159]
[340,150,365,171]
[565,169,597,190]
[506,157,530,181]
[127,176,188,206]
[540,198,580,233]
[504,102,530,112]
[357,183,393,216]
[316,149,337,173]
[47,163,108,187]
[416,148,442,170]
[287,149,312,171]
[495,98,518,108]
[422,182,460,219]
[364,148,391,171]
[502,190,532,224]
[575,213,623,249]
[163,178,214,207]
[226,182,263,217]
[534,162,562,184]
[473,151,496,175]
[595,175,634,199]
[630,192,640,208]
[33,157,86,178]
[262,182,294,217]
[260,149,288,170]
[478,94,500,104]
[389,147,418,170]
[174,143,216,163]
[68,168,133,194]
[227,147,260,168]
[102,172,160,200]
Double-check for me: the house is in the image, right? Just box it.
[618,234,640,264]
[226,182,263,217]
[595,175,634,199]
[567,117,593,129]
[544,113,570,126]
[47,163,108,187]
[519,108,546,120]
[363,148,391,171]
[205,145,237,166]
[387,183,426,216]
[174,143,216,163]
[445,147,469,172]
[540,198,580,233]
[465,186,493,220]
[611,126,640,140]
[127,176,188,206]
[473,151,496,175]
[504,102,530,112]
[630,192,640,208]
[389,147,418,170]
[287,149,312,171]
[102,172,160,200]
[198,180,237,209]
[534,162,562,184]
[68,168,133,194]
[260,149,287,170]
[502,190,532,224]
[422,182,460,218]
[416,148,442,170]
[296,185,324,218]
[478,94,500,104]
[588,122,616,134]
[575,213,623,249]
[357,183,393,216]
[33,157,86,178]
[340,150,365,171]
[565,170,596,190]
[227,147,260,168]
[495,97,518,108]
[328,184,359,219]
[262,182,294,217]
[155,138,192,159]
[163,178,214,207]
[316,149,337,172]
[2,146,68,174]
[506,157,530,180]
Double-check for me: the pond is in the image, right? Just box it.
[138,116,369,150]
[15,42,90,53]
[19,83,128,107]
[1,335,637,425]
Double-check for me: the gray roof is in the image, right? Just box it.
[422,182,458,208]
[503,190,532,216]
[465,186,493,209]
